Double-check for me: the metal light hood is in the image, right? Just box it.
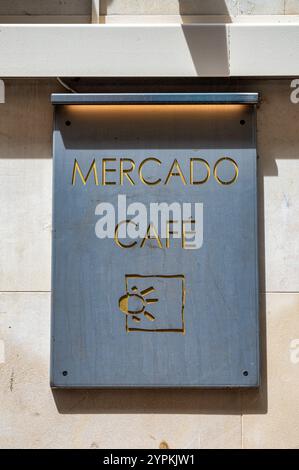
[51,92,260,105]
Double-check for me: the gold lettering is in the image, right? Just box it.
[166,220,179,248]
[114,220,137,248]
[138,158,162,186]
[72,157,239,188]
[165,159,187,185]
[140,223,163,249]
[190,158,210,185]
[71,159,99,186]
[102,158,116,185]
[214,157,239,185]
[120,159,136,186]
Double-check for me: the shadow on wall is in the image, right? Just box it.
[178,0,231,77]
[100,0,231,76]
[178,0,234,15]
[179,1,231,76]
[100,0,234,16]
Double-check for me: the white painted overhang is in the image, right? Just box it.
[0,21,299,77]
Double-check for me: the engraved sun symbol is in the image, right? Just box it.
[118,286,159,323]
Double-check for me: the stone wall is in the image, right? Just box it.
[1,1,299,18]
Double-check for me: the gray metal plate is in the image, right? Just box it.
[51,100,259,388]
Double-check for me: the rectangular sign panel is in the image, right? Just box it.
[51,94,259,388]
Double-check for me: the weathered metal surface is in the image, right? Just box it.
[51,95,259,388]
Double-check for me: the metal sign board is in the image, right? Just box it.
[51,93,259,388]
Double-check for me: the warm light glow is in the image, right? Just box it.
[66,104,247,114]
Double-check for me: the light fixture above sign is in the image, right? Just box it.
[51,92,260,388]
[51,92,259,105]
